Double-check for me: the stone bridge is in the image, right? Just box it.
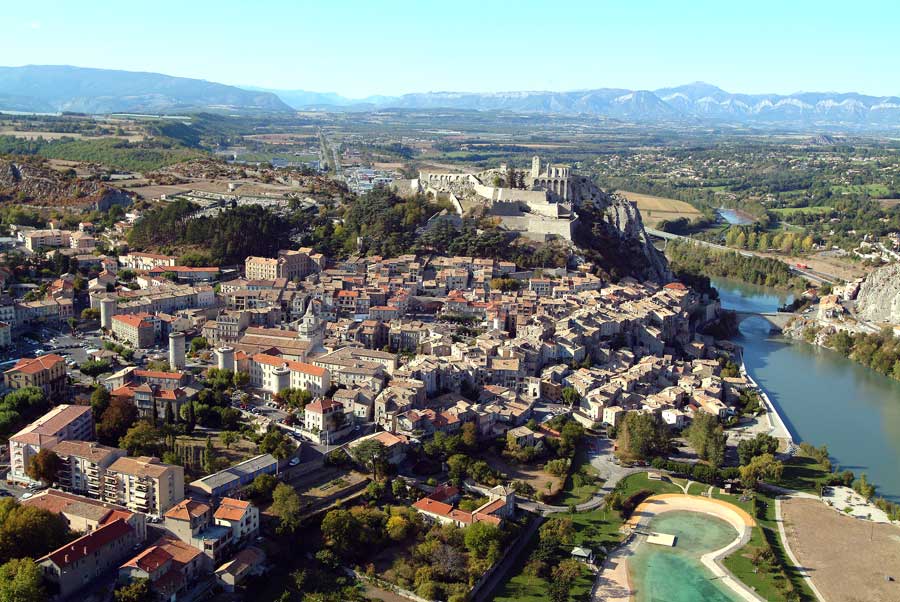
[734,311,797,330]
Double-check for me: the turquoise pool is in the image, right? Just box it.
[629,511,742,602]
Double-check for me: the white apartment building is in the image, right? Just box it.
[8,405,94,485]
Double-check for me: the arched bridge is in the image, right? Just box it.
[734,311,797,330]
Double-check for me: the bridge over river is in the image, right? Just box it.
[733,310,797,330]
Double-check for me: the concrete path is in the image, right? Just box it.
[775,496,828,602]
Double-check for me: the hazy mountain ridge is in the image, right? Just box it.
[271,81,900,126]
[0,65,292,114]
[2,66,899,126]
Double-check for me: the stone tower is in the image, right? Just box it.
[298,300,324,349]
[531,156,541,178]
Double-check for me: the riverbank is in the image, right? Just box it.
[736,349,794,445]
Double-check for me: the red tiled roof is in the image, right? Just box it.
[7,354,64,375]
[43,518,133,568]
[252,353,326,377]
[124,545,173,572]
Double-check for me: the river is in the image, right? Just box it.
[713,277,900,501]
[717,208,755,225]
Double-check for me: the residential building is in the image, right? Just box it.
[118,252,177,271]
[39,519,141,599]
[213,498,260,546]
[25,229,70,251]
[214,546,266,593]
[111,313,159,348]
[23,488,147,542]
[249,353,330,397]
[119,536,204,601]
[8,405,94,485]
[3,353,67,399]
[52,440,126,498]
[245,249,313,281]
[103,456,185,516]
[164,499,233,567]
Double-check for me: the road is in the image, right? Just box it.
[646,227,838,284]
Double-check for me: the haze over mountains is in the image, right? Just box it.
[1,65,899,128]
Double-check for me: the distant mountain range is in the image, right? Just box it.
[272,81,900,127]
[1,65,899,128]
[0,65,291,114]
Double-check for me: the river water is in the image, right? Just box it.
[712,277,900,500]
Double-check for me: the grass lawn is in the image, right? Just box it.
[617,471,683,496]
[491,525,595,602]
[719,490,817,601]
[776,453,831,493]
[555,443,603,507]
[831,183,891,197]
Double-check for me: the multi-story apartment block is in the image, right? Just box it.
[244,249,313,281]
[3,353,67,399]
[111,312,159,347]
[8,405,94,485]
[25,229,70,251]
[103,456,185,516]
[52,440,126,498]
[14,297,74,327]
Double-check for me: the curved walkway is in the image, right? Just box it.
[595,494,764,602]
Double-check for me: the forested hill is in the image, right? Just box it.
[128,187,670,282]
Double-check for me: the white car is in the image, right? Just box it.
[289,458,300,466]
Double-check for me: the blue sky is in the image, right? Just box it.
[2,0,897,98]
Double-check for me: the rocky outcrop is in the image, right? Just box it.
[0,158,133,211]
[574,191,671,283]
[854,263,900,325]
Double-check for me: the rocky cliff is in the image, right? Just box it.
[574,191,671,283]
[0,158,133,211]
[854,263,900,325]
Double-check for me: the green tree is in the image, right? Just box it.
[26,449,61,484]
[119,422,163,457]
[350,439,386,476]
[113,578,153,602]
[737,433,779,466]
[189,337,209,354]
[220,431,240,450]
[321,508,358,557]
[616,412,670,461]
[740,453,784,489]
[561,386,581,407]
[164,400,175,425]
[386,515,410,541]
[685,412,726,468]
[97,398,138,445]
[79,359,111,381]
[461,421,478,448]
[0,499,70,563]
[0,558,45,602]
[90,385,110,417]
[271,483,302,534]
[463,521,502,562]
[202,436,215,474]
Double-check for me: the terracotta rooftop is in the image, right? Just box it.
[213,497,251,522]
[7,354,64,375]
[42,518,133,568]
[164,499,210,521]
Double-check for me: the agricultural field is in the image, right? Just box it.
[769,206,833,217]
[619,191,703,227]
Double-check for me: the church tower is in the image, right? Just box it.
[298,300,324,350]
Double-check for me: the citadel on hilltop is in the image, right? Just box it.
[413,156,606,242]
